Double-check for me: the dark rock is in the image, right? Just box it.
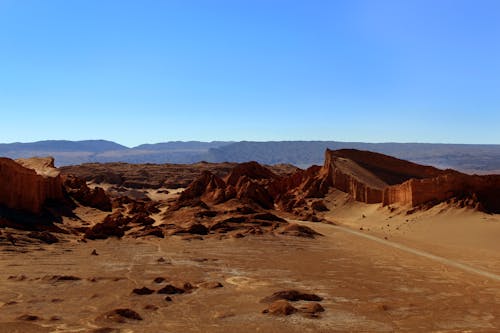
[261,290,323,303]
[310,200,328,212]
[129,213,155,226]
[157,284,185,295]
[104,308,143,323]
[195,210,218,218]
[47,275,81,282]
[235,206,257,214]
[182,223,208,235]
[132,287,155,295]
[135,226,164,238]
[251,213,286,222]
[92,328,121,333]
[17,314,40,321]
[85,212,130,240]
[221,216,247,223]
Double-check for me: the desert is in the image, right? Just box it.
[2,2,500,331]
[0,149,499,332]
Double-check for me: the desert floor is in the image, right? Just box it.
[1,205,499,332]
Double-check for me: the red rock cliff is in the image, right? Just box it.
[276,149,500,213]
[321,149,388,204]
[383,172,500,212]
[0,157,64,214]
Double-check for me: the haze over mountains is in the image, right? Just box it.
[1,140,500,174]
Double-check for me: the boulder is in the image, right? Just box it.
[157,284,185,295]
[262,300,297,316]
[103,308,142,322]
[261,290,323,303]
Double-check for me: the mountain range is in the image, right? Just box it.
[1,140,499,174]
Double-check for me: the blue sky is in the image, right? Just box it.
[0,0,499,147]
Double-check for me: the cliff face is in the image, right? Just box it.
[326,165,383,204]
[0,157,64,214]
[275,149,500,213]
[383,173,500,213]
[383,174,465,207]
[322,149,388,204]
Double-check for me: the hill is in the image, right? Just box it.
[0,140,499,174]
[208,141,500,173]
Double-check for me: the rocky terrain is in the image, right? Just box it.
[60,161,298,189]
[0,151,499,332]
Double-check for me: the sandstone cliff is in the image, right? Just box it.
[274,149,500,213]
[383,172,500,213]
[0,157,64,214]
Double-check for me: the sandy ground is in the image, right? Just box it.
[1,217,499,332]
[321,189,500,275]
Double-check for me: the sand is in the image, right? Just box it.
[1,210,500,332]
[321,189,500,275]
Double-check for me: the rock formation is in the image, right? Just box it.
[0,157,64,214]
[383,172,500,213]
[60,161,296,189]
[276,149,500,213]
[318,149,447,204]
[175,162,275,209]
[63,175,112,211]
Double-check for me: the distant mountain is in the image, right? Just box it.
[0,140,232,166]
[133,141,231,151]
[0,140,499,174]
[0,140,129,166]
[207,141,500,173]
[0,140,127,153]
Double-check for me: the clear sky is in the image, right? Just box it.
[0,0,499,147]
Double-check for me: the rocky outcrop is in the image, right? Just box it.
[319,149,445,204]
[175,163,275,209]
[63,175,112,211]
[270,165,330,212]
[0,157,64,214]
[84,212,130,239]
[273,149,500,213]
[224,161,277,186]
[176,171,233,205]
[233,176,274,209]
